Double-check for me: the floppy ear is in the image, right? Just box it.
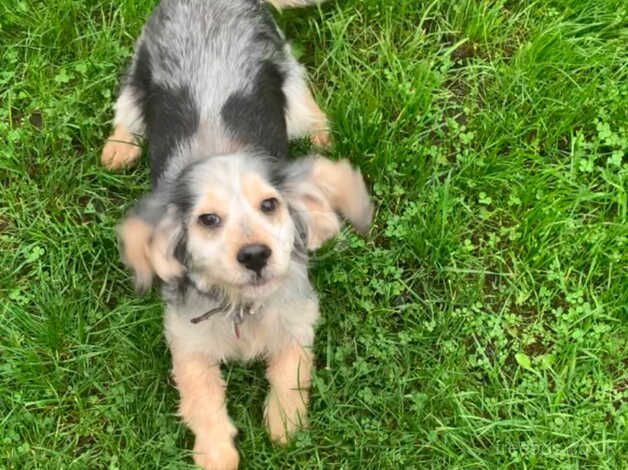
[282,156,373,250]
[118,197,185,292]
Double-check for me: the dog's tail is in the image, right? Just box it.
[266,0,327,9]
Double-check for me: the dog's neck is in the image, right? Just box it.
[165,257,311,331]
[177,273,280,325]
[189,296,263,325]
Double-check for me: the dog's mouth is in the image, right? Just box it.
[238,273,281,298]
[188,263,286,301]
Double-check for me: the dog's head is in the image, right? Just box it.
[118,153,372,301]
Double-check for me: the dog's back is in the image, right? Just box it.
[126,0,289,183]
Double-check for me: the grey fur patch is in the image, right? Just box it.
[289,206,308,263]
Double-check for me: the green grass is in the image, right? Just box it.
[1,0,626,468]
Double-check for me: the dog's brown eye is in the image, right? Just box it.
[260,197,279,214]
[198,213,221,228]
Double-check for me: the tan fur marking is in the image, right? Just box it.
[101,125,142,170]
[311,158,373,234]
[220,221,257,266]
[281,53,331,146]
[118,216,154,291]
[303,91,330,148]
[300,189,341,249]
[240,173,288,226]
[190,188,230,221]
[172,353,239,470]
[237,173,286,245]
[188,189,227,242]
[148,206,185,283]
[283,156,371,249]
[264,343,313,444]
[240,173,277,208]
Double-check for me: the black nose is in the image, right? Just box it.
[237,244,272,273]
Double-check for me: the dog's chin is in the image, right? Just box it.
[191,266,287,302]
[238,275,282,300]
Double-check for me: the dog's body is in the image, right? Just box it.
[104,1,371,468]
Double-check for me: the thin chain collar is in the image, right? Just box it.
[190,301,263,339]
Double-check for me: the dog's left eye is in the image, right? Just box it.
[260,197,279,214]
[198,213,221,228]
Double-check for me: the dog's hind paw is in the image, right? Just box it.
[101,125,141,170]
[310,129,331,148]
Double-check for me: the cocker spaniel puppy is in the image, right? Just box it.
[103,1,372,468]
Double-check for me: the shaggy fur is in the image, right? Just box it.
[103,1,372,468]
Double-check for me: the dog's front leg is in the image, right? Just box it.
[264,342,313,444]
[171,353,239,470]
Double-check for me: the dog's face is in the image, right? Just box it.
[181,155,296,299]
[119,153,372,302]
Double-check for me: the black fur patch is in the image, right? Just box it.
[127,43,200,185]
[146,84,200,185]
[170,166,197,216]
[269,161,288,187]
[129,43,152,98]
[173,229,189,266]
[221,60,288,160]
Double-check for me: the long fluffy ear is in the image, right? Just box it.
[117,197,185,292]
[282,156,373,250]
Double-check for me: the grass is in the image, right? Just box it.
[1,0,626,468]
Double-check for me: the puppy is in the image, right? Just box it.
[104,1,372,469]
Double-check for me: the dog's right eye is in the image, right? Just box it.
[260,197,279,214]
[198,213,221,228]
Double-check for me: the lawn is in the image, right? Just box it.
[1,0,626,468]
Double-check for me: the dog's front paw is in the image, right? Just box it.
[310,130,331,148]
[193,438,239,470]
[264,395,307,445]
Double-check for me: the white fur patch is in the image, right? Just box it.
[113,89,145,136]
[282,47,328,139]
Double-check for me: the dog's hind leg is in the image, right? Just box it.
[282,47,330,148]
[101,42,148,170]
